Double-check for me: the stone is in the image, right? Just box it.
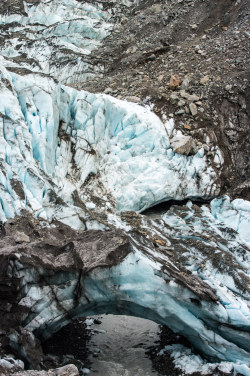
[104,87,113,94]
[180,90,199,102]
[11,364,79,376]
[152,4,162,13]
[121,16,128,25]
[175,109,185,115]
[170,93,179,101]
[178,99,186,107]
[170,135,195,155]
[56,365,79,376]
[125,96,141,103]
[180,76,190,90]
[169,74,181,90]
[197,50,206,56]
[200,75,210,85]
[14,232,30,243]
[189,103,198,116]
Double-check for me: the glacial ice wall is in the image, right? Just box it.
[0,57,222,225]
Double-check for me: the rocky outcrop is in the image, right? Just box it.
[14,365,79,376]
[1,363,79,376]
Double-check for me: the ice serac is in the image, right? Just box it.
[0,60,222,226]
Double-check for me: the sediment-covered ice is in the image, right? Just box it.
[0,0,112,83]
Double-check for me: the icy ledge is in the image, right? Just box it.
[0,60,222,226]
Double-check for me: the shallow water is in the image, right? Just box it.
[87,315,160,376]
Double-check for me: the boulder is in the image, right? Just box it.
[14,232,30,244]
[170,135,195,155]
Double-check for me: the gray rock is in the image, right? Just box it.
[175,109,185,115]
[180,77,190,90]
[170,135,195,155]
[125,96,141,103]
[170,93,179,102]
[200,75,210,85]
[104,87,113,94]
[189,103,198,116]
[178,99,186,107]
[12,364,79,376]
[15,232,30,243]
[180,90,200,102]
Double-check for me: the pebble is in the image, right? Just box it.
[180,77,190,90]
[200,75,210,85]
[175,109,185,115]
[170,93,179,101]
[180,90,199,102]
[189,103,198,116]
[170,74,181,89]
[125,96,141,103]
[178,99,186,107]
[104,87,113,94]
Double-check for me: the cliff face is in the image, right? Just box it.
[0,1,249,375]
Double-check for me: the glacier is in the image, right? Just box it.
[0,57,222,226]
[2,215,250,368]
[0,0,249,375]
[0,0,113,83]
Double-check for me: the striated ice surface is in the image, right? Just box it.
[0,59,222,225]
[0,0,113,83]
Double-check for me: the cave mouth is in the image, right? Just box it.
[42,314,161,375]
[142,198,212,219]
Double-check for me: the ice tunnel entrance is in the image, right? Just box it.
[5,228,250,369]
[43,314,160,376]
[142,198,212,220]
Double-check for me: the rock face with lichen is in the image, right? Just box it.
[0,0,249,375]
